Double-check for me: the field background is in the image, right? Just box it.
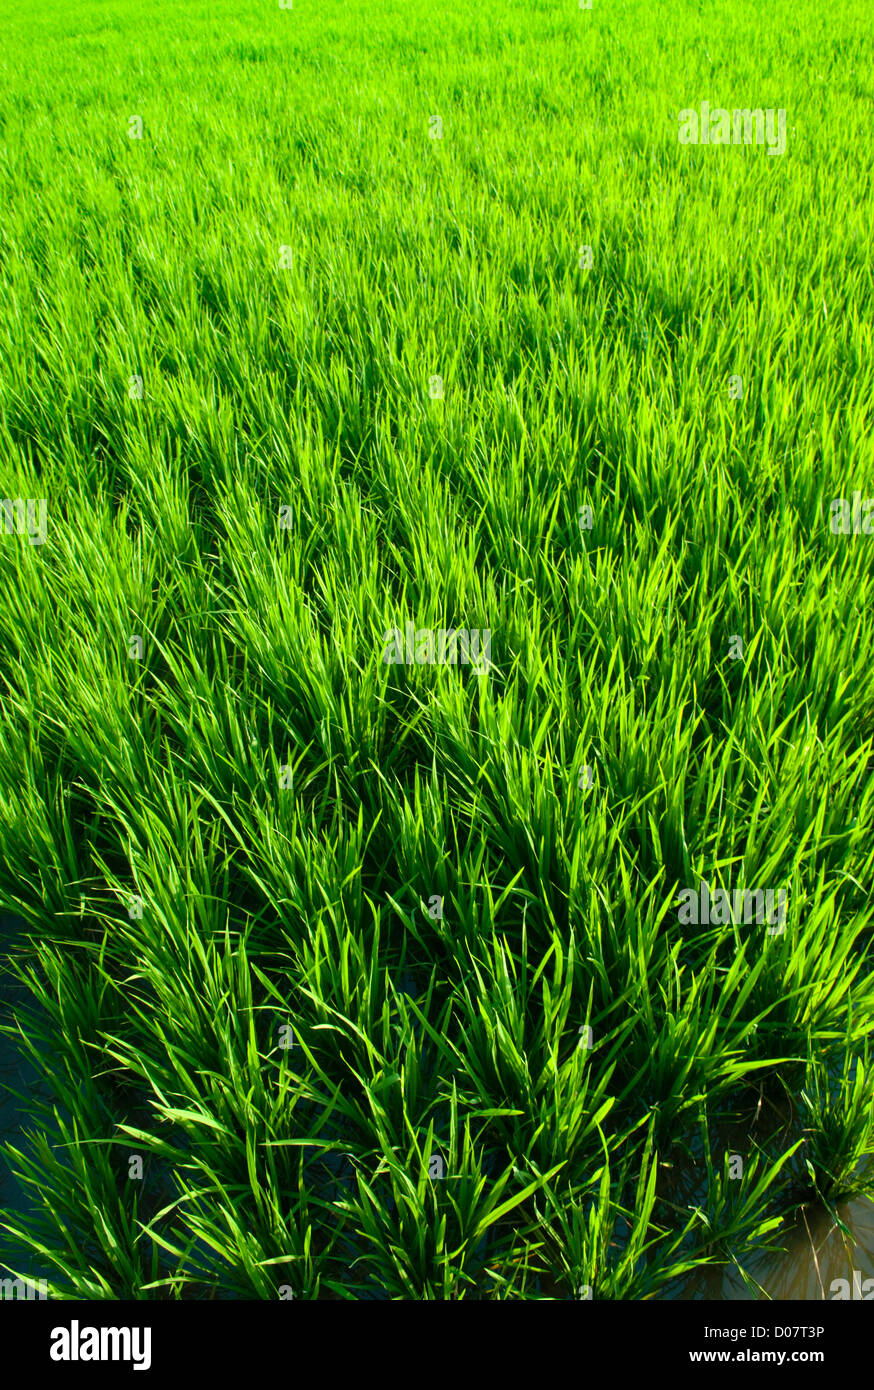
[1,0,873,1299]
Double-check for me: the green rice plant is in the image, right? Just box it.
[795,1046,874,1207]
[1,0,873,1301]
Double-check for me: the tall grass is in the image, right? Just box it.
[0,0,872,1298]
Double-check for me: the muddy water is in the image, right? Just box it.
[666,1195,874,1300]
[660,1082,874,1300]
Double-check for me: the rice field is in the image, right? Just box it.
[1,0,873,1301]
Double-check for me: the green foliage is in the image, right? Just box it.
[0,0,872,1299]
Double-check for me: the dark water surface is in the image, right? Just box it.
[0,915,54,1279]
